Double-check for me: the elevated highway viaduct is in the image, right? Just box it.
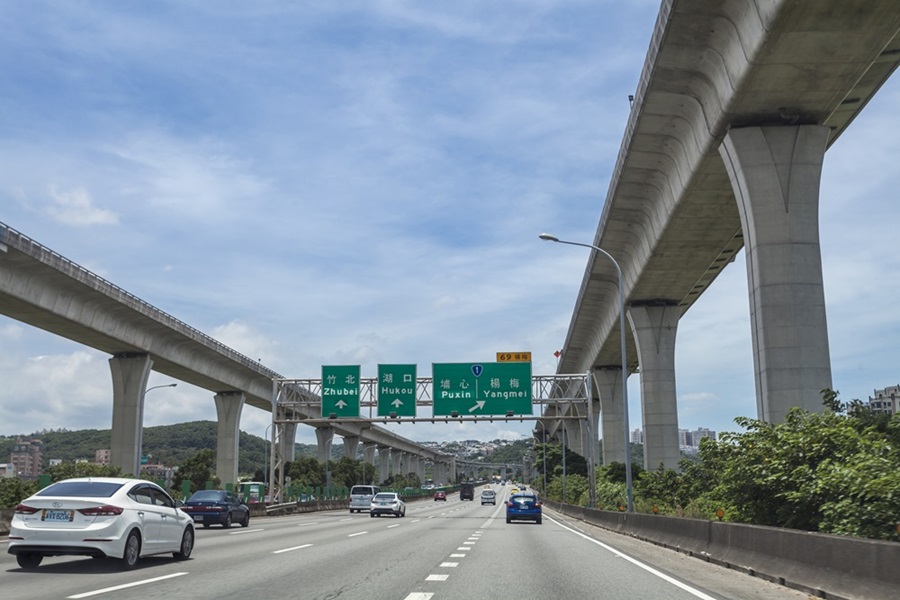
[0,224,451,486]
[542,0,900,469]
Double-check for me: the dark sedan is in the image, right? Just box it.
[506,492,541,524]
[179,490,250,528]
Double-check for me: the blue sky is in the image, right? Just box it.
[1,1,898,448]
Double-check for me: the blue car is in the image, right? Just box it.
[179,490,250,528]
[506,492,542,524]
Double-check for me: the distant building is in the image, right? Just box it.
[868,385,899,415]
[0,463,15,478]
[630,428,643,444]
[95,449,111,465]
[10,437,43,478]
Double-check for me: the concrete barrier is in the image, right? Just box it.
[543,501,899,600]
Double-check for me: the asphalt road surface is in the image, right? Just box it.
[1,486,812,600]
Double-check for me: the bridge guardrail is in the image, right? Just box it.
[544,500,898,600]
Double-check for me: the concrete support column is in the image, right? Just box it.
[213,392,245,488]
[343,436,360,460]
[109,353,153,476]
[594,367,627,464]
[392,451,403,478]
[379,448,391,484]
[315,427,334,464]
[363,443,377,466]
[628,303,681,470]
[282,423,297,462]
[417,457,426,480]
[449,458,456,482]
[566,405,584,456]
[719,125,832,421]
[407,455,418,476]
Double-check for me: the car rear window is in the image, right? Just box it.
[190,490,226,501]
[351,486,376,495]
[37,481,123,498]
[373,493,395,500]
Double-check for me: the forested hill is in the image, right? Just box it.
[0,421,328,473]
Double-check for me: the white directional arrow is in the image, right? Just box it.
[391,399,404,407]
[335,400,348,409]
[468,400,485,413]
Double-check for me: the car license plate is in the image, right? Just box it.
[42,509,74,522]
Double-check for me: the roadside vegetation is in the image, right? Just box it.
[533,390,900,541]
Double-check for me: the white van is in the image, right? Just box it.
[349,485,380,513]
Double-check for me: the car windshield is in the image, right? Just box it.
[189,490,226,501]
[36,481,123,498]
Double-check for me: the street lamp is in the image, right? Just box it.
[539,233,633,512]
[139,383,177,476]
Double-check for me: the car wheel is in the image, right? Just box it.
[223,513,232,528]
[370,512,375,517]
[241,511,250,527]
[202,523,210,528]
[536,517,542,525]
[16,552,43,569]
[506,516,511,523]
[174,527,194,560]
[122,530,141,570]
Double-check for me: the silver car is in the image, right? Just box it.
[369,492,406,517]
[7,477,194,570]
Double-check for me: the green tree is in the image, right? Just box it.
[173,449,219,494]
[46,462,122,481]
[0,477,38,509]
[287,456,326,488]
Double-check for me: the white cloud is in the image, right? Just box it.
[44,186,118,226]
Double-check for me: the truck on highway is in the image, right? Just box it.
[459,482,475,501]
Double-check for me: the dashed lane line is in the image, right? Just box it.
[67,572,188,598]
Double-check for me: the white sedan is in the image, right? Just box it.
[369,492,406,517]
[7,477,194,570]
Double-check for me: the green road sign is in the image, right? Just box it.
[432,362,532,416]
[322,365,360,417]
[377,364,417,417]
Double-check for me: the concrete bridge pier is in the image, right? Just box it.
[719,125,833,422]
[378,447,391,484]
[363,443,377,466]
[392,451,403,479]
[281,422,297,462]
[109,353,153,476]
[628,302,681,470]
[213,391,245,487]
[594,366,627,465]
[315,427,334,463]
[343,435,360,460]
[407,454,418,477]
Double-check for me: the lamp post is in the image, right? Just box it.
[535,420,548,495]
[539,233,633,512]
[263,423,272,495]
[139,383,177,476]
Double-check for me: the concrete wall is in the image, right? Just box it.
[545,501,899,600]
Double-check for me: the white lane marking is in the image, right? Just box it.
[456,547,469,550]
[229,528,265,535]
[387,524,400,529]
[348,531,368,537]
[426,574,449,581]
[339,518,353,522]
[67,573,188,598]
[549,516,719,600]
[297,522,319,527]
[411,519,421,523]
[450,553,466,557]
[273,543,313,554]
[466,537,479,540]
[404,594,434,600]
[439,562,459,567]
